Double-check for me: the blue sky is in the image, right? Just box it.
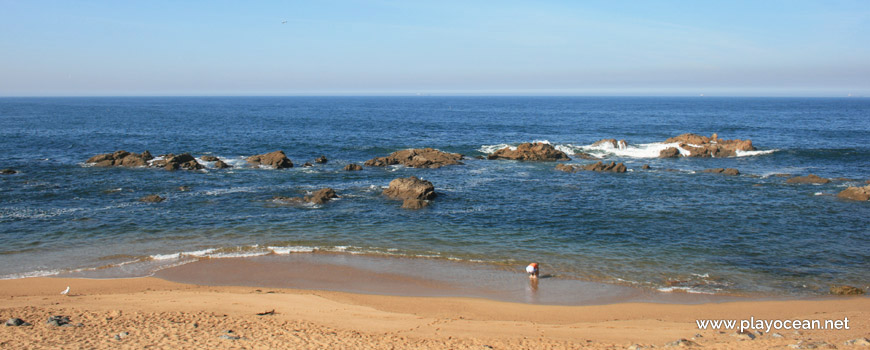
[1,0,868,96]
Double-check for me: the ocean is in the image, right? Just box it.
[0,96,867,297]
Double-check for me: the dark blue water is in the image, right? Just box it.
[0,97,868,296]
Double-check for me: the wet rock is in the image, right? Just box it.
[844,338,870,346]
[176,186,190,192]
[664,133,756,158]
[274,188,338,205]
[214,160,232,169]
[384,176,435,201]
[837,185,870,201]
[702,168,740,176]
[201,155,219,162]
[592,138,627,149]
[830,285,865,295]
[86,150,153,167]
[786,174,831,184]
[642,164,651,170]
[46,315,71,327]
[365,148,464,168]
[659,147,681,158]
[302,162,313,167]
[5,318,31,327]
[402,199,429,209]
[580,161,626,173]
[246,150,293,169]
[315,155,328,164]
[344,164,363,171]
[139,195,165,203]
[474,155,485,160]
[664,338,699,347]
[554,163,578,173]
[154,153,203,171]
[488,142,570,161]
[0,169,17,175]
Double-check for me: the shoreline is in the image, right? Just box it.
[1,276,868,349]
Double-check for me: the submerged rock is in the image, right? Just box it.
[0,169,17,175]
[580,161,626,173]
[702,168,740,176]
[786,174,831,184]
[214,160,232,169]
[200,155,219,162]
[246,150,293,169]
[365,148,464,169]
[139,195,165,203]
[837,185,870,201]
[488,142,570,161]
[344,164,363,171]
[315,155,328,164]
[86,150,154,168]
[384,176,435,202]
[830,285,865,295]
[302,162,313,167]
[641,164,651,170]
[274,188,338,205]
[402,199,429,209]
[554,163,578,172]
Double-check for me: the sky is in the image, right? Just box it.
[1,0,868,96]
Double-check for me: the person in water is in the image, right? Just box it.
[526,262,539,278]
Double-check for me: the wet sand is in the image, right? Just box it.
[1,276,868,349]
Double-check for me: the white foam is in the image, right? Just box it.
[269,246,316,254]
[656,286,713,294]
[481,140,777,159]
[735,149,778,157]
[478,143,513,154]
[0,269,62,280]
[814,192,824,196]
[150,248,216,261]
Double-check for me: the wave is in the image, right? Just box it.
[479,141,777,159]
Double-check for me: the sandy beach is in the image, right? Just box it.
[1,276,867,349]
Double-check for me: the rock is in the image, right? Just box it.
[592,138,627,149]
[383,176,435,201]
[837,185,870,201]
[791,340,837,349]
[114,332,129,341]
[627,345,648,350]
[306,188,338,204]
[664,338,699,347]
[246,150,293,169]
[176,186,190,192]
[0,169,17,175]
[344,164,363,171]
[664,133,756,158]
[772,173,792,177]
[488,142,570,161]
[201,155,219,162]
[365,148,464,168]
[844,338,870,346]
[154,153,203,171]
[46,315,71,327]
[830,285,865,295]
[786,174,830,184]
[302,162,313,167]
[402,199,429,209]
[5,318,31,327]
[274,188,338,205]
[86,150,153,167]
[642,164,651,170]
[315,155,328,164]
[580,161,627,173]
[731,331,756,340]
[702,168,740,176]
[474,155,485,160]
[554,163,578,172]
[214,160,232,169]
[220,330,241,340]
[139,195,165,203]
[659,147,681,158]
